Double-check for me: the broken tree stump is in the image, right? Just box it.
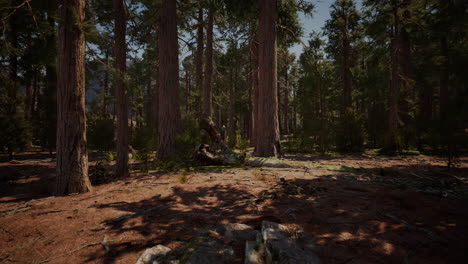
[196,115,241,165]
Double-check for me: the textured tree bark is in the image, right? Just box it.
[157,0,180,160]
[292,83,297,133]
[277,77,282,134]
[228,59,237,147]
[386,0,400,153]
[196,7,204,115]
[55,0,92,195]
[283,68,290,135]
[255,0,281,157]
[250,29,259,146]
[202,10,214,117]
[248,47,253,142]
[184,70,190,114]
[114,0,129,177]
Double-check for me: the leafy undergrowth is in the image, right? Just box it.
[0,152,467,263]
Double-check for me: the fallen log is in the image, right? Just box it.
[196,115,241,165]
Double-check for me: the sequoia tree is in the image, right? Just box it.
[202,9,214,117]
[55,0,92,195]
[255,0,281,157]
[157,0,180,160]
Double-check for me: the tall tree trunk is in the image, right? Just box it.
[228,62,236,147]
[277,78,282,134]
[250,29,259,146]
[196,7,204,115]
[185,70,190,115]
[255,0,281,157]
[114,0,129,177]
[202,10,214,117]
[439,36,448,118]
[157,0,180,160]
[386,0,400,153]
[56,0,92,195]
[248,58,253,141]
[292,83,297,133]
[283,68,290,135]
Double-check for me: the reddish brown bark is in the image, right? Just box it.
[157,0,180,160]
[202,10,214,117]
[255,0,281,157]
[228,58,237,148]
[283,68,290,135]
[55,0,92,195]
[196,7,204,115]
[114,0,129,177]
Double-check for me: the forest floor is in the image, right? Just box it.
[0,151,467,264]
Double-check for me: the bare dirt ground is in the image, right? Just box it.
[0,152,467,264]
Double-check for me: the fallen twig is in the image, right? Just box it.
[33,210,64,216]
[0,205,31,218]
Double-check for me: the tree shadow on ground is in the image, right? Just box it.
[84,170,468,264]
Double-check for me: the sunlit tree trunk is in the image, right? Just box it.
[56,0,92,195]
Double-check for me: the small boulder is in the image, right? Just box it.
[136,245,172,264]
[262,221,320,264]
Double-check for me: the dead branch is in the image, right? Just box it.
[0,205,31,218]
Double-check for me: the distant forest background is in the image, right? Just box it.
[1,0,467,166]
